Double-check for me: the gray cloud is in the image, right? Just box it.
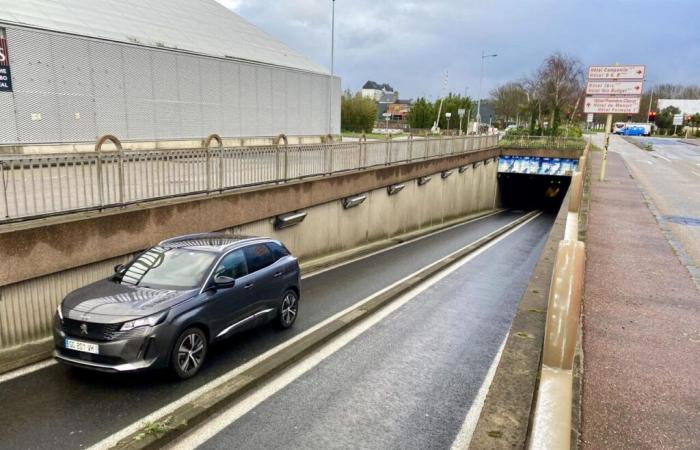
[218,0,700,99]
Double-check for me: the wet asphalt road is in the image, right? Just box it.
[0,210,540,450]
[194,213,554,450]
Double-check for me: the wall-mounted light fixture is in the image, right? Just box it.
[441,170,453,179]
[342,194,367,209]
[274,211,307,230]
[387,184,405,196]
[417,176,432,186]
[458,166,468,173]
[472,161,482,169]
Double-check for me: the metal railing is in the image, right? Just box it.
[0,134,498,222]
[499,135,586,151]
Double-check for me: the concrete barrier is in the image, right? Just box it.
[529,165,587,450]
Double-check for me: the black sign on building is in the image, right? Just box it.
[0,28,13,92]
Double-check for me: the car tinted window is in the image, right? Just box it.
[215,249,248,279]
[266,242,290,261]
[121,247,217,290]
[244,244,275,273]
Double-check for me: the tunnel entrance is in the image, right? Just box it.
[497,173,571,212]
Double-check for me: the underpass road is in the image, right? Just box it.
[0,210,543,450]
[175,214,554,450]
[592,134,700,282]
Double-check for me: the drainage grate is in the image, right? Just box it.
[662,215,700,227]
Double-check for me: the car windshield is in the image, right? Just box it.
[120,246,217,290]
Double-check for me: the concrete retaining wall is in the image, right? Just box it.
[0,155,498,349]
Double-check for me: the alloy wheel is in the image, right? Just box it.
[281,292,298,327]
[177,332,205,374]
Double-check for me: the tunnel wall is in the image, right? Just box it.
[0,154,498,349]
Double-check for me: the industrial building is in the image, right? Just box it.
[0,0,340,151]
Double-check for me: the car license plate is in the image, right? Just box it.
[65,338,99,355]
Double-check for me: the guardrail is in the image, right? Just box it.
[0,134,498,223]
[528,143,590,450]
[499,136,586,151]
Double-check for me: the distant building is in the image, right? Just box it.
[386,100,412,121]
[361,81,398,103]
[657,99,700,115]
[0,0,339,148]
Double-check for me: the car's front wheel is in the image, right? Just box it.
[171,327,207,379]
[277,290,299,329]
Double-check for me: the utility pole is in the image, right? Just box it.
[476,51,497,134]
[327,0,336,136]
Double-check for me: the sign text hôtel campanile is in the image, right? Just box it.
[0,28,12,92]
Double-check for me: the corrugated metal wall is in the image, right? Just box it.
[0,25,341,145]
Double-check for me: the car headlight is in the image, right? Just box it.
[56,305,63,321]
[120,311,168,331]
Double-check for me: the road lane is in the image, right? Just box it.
[591,135,700,285]
[181,213,554,450]
[0,210,534,450]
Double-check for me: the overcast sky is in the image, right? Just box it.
[217,0,699,100]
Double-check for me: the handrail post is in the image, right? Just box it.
[203,134,223,191]
[95,135,123,207]
[408,134,413,161]
[274,134,288,182]
[1,161,9,218]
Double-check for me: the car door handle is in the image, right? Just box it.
[244,283,254,290]
[273,271,283,278]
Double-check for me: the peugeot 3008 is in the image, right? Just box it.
[53,233,300,379]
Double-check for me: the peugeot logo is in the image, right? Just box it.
[80,323,88,336]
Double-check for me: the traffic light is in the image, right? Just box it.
[648,111,657,122]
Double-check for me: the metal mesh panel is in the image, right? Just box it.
[271,69,287,135]
[285,71,300,135]
[239,64,257,136]
[255,66,272,136]
[7,28,53,93]
[91,41,128,138]
[221,61,241,137]
[56,95,97,142]
[299,74,312,135]
[0,93,19,142]
[199,58,222,136]
[49,34,92,96]
[13,91,61,143]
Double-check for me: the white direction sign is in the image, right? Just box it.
[588,65,645,80]
[586,80,643,96]
[584,97,641,114]
[672,114,683,126]
[586,113,594,123]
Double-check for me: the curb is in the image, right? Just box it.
[0,209,500,377]
[111,211,540,450]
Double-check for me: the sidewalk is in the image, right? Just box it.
[581,150,700,448]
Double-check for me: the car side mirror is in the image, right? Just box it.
[114,264,126,274]
[213,275,235,289]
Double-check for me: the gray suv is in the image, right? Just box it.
[53,233,301,379]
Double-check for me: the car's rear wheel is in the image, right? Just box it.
[171,327,207,379]
[277,290,298,329]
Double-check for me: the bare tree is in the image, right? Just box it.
[534,52,584,133]
[490,82,528,124]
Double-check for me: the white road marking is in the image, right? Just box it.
[169,213,543,450]
[653,153,672,162]
[0,359,57,384]
[0,210,503,386]
[450,334,508,450]
[636,160,653,165]
[692,171,700,178]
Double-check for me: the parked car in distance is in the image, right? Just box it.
[53,233,300,379]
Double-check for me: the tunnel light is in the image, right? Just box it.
[274,211,307,229]
[472,161,482,169]
[342,194,367,209]
[387,184,405,196]
[484,158,492,165]
[441,170,454,179]
[458,166,468,173]
[417,176,432,186]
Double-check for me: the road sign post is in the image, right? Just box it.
[584,65,645,181]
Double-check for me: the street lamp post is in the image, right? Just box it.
[458,108,466,135]
[328,0,336,136]
[476,51,497,134]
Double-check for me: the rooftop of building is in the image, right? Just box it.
[0,0,328,74]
